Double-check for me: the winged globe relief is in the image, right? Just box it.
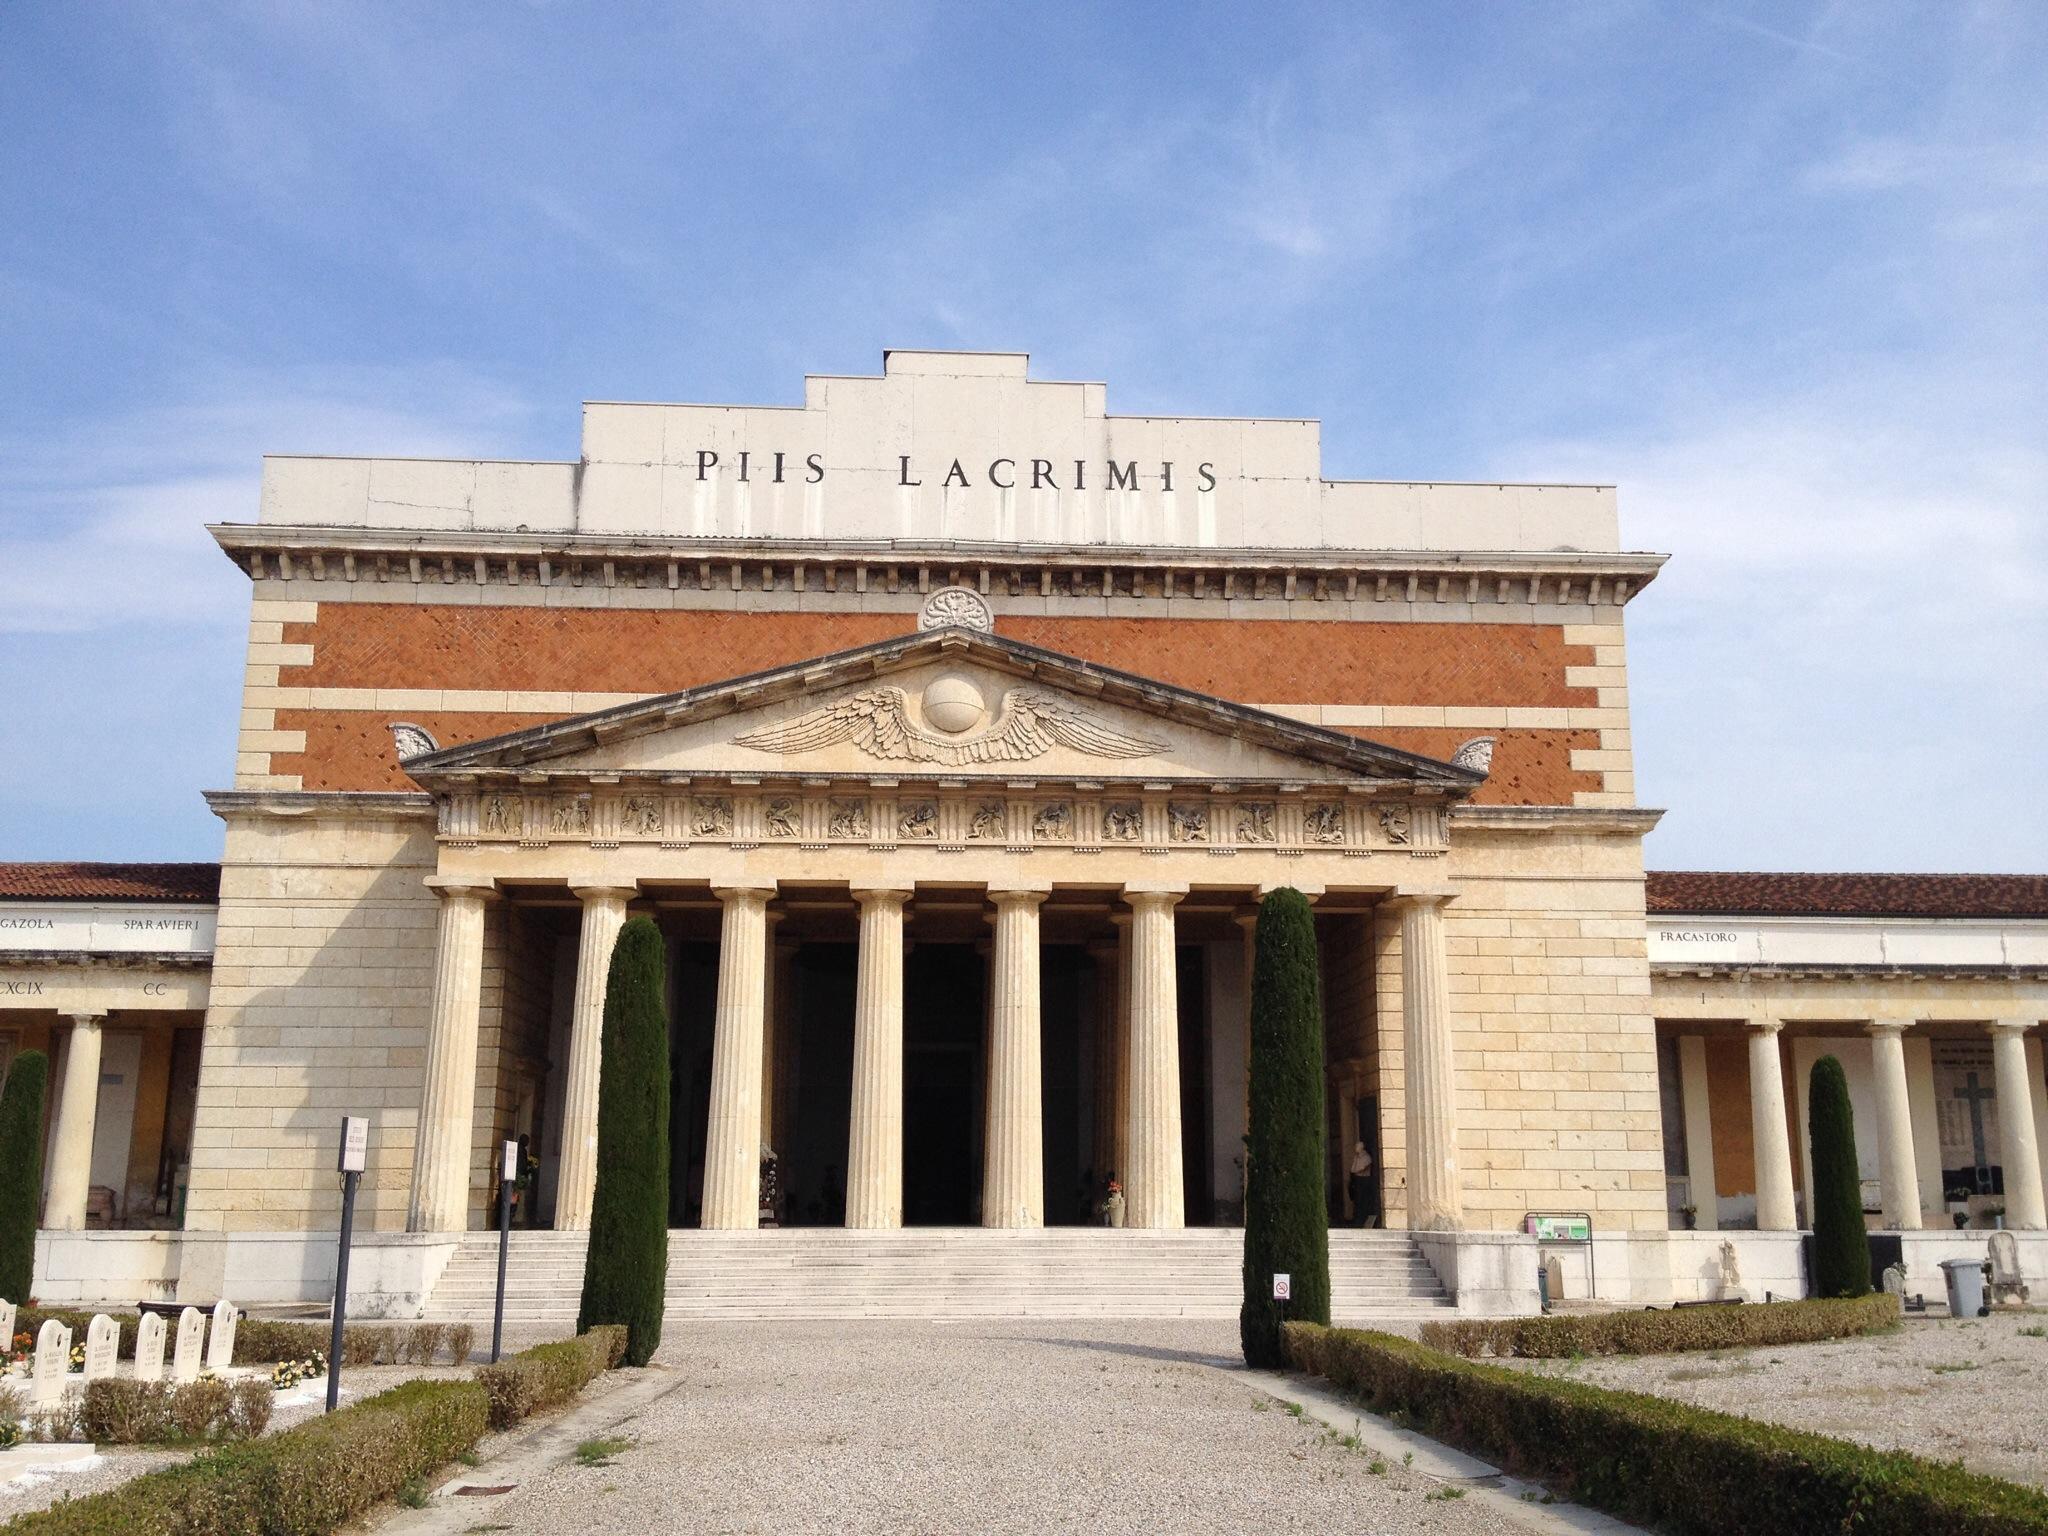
[732,686,1167,765]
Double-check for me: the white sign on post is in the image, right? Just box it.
[502,1140,520,1182]
[339,1116,369,1174]
[1272,1273,1292,1302]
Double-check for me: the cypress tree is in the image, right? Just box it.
[1240,888,1331,1367]
[576,916,671,1364]
[0,1050,50,1306]
[1808,1054,1871,1298]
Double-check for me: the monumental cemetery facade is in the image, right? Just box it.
[2,350,2043,1313]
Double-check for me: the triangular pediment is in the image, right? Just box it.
[404,628,1482,793]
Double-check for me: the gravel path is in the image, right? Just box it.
[1501,1312,2048,1490]
[454,1320,1523,1535]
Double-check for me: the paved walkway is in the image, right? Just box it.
[393,1320,1585,1535]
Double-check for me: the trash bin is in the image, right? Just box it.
[1940,1257,1988,1318]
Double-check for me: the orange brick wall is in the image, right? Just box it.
[266,604,1609,804]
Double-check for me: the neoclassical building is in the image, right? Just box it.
[4,350,2042,1316]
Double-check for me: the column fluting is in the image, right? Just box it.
[1123,889,1185,1230]
[702,885,774,1229]
[982,889,1047,1229]
[1748,1019,1798,1231]
[406,882,491,1232]
[1867,1019,1922,1230]
[1992,1021,2047,1230]
[553,884,633,1232]
[44,1013,108,1232]
[846,889,910,1229]
[1397,893,1463,1232]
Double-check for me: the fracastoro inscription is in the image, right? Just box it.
[733,686,1165,766]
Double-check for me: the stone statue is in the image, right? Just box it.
[759,1146,781,1227]
[1717,1239,1745,1302]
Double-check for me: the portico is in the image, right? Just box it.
[396,622,1487,1238]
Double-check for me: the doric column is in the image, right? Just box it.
[44,1012,107,1232]
[1123,889,1184,1230]
[1747,1019,1798,1231]
[702,885,774,1229]
[983,890,1047,1228]
[1087,938,1120,1183]
[846,888,910,1229]
[1395,893,1462,1231]
[1866,1019,1922,1230]
[1992,1020,2047,1230]
[553,883,634,1232]
[406,881,492,1233]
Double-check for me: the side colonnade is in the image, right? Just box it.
[405,877,1469,1236]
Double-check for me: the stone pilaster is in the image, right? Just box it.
[553,884,633,1232]
[1123,889,1184,1230]
[44,1012,107,1232]
[1395,892,1462,1231]
[702,885,774,1230]
[1866,1019,1922,1230]
[1992,1021,2047,1231]
[1748,1019,1798,1231]
[406,881,491,1233]
[846,888,910,1229]
[983,889,1047,1229]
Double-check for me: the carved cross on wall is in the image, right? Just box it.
[1954,1071,1996,1184]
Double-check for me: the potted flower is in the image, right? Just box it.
[1988,1204,2006,1230]
[1678,1203,1698,1231]
[1946,1187,1972,1228]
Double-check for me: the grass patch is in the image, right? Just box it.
[1932,1361,1982,1375]
[1426,1487,1468,1501]
[574,1436,632,1468]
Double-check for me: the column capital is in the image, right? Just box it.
[1865,1018,1913,1037]
[1991,1018,2034,1039]
[1384,887,1457,910]
[66,1011,107,1027]
[712,884,776,907]
[851,887,913,910]
[570,881,637,903]
[424,876,495,900]
[1747,1017,1786,1038]
[1121,888,1184,913]
[987,888,1049,911]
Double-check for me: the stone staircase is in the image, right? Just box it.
[423,1227,1452,1325]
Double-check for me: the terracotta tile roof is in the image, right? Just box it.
[1648,871,2048,920]
[0,863,221,903]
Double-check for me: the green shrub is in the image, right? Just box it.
[447,1323,475,1364]
[234,1319,472,1367]
[0,1052,50,1306]
[17,1310,138,1359]
[1286,1322,2048,1535]
[1810,1054,1872,1296]
[76,1377,272,1445]
[1419,1293,1900,1358]
[0,1377,490,1536]
[1240,888,1330,1369]
[231,1319,326,1366]
[577,917,670,1367]
[475,1325,627,1430]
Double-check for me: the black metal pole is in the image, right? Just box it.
[492,1164,512,1363]
[327,1167,358,1413]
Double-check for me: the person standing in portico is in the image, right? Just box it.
[1347,1140,1376,1228]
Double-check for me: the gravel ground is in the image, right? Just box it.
[0,1363,477,1517]
[453,1320,1525,1535]
[1501,1311,2048,1490]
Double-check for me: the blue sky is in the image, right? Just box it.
[2,2,2042,871]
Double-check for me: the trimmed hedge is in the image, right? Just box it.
[1418,1293,1900,1359]
[577,916,670,1366]
[0,1377,490,1536]
[0,1051,49,1308]
[1240,887,1330,1369]
[476,1324,627,1429]
[1285,1322,2048,1535]
[77,1377,273,1444]
[9,1314,473,1368]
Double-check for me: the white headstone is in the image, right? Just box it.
[84,1313,120,1380]
[1541,1253,1566,1304]
[173,1306,205,1382]
[206,1299,239,1371]
[0,1297,15,1349]
[31,1319,70,1405]
[135,1312,167,1383]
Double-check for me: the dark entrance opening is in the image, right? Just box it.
[904,944,984,1225]
[783,944,856,1224]
[668,939,718,1228]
